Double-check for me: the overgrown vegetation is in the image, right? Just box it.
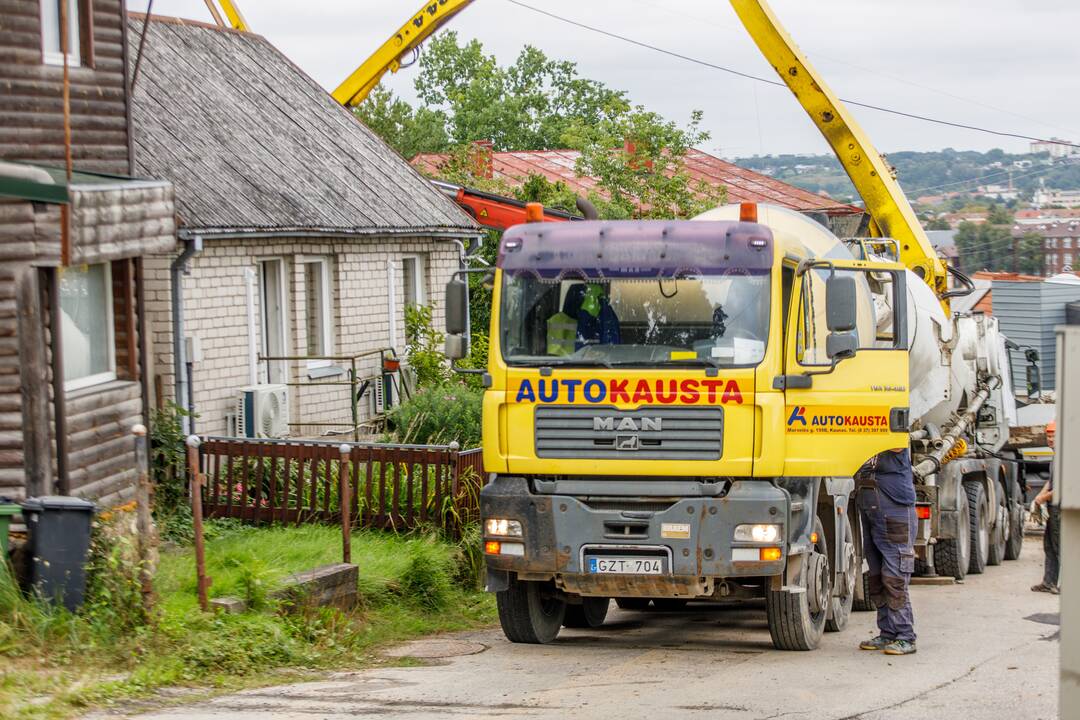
[1,520,493,719]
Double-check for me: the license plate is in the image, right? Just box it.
[587,556,663,574]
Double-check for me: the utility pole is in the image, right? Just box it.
[1057,325,1079,712]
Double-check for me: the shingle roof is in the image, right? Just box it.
[127,15,478,238]
[412,148,860,215]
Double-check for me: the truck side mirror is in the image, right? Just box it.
[445,277,470,360]
[1026,362,1042,398]
[826,273,858,360]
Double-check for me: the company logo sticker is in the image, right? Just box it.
[786,406,891,434]
[513,378,744,405]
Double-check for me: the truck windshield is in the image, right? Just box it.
[500,269,770,368]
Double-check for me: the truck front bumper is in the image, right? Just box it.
[481,476,790,597]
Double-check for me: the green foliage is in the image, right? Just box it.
[954,221,1042,274]
[396,535,455,610]
[566,108,725,219]
[388,385,483,448]
[404,303,451,390]
[923,216,952,230]
[354,86,450,159]
[151,402,196,544]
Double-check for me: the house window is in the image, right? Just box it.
[401,255,426,307]
[258,259,288,385]
[60,263,115,390]
[1065,238,1074,249]
[1065,253,1074,268]
[301,258,333,364]
[40,0,85,66]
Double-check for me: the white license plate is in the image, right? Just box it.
[587,556,664,574]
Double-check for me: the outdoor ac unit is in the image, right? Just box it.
[368,377,387,416]
[237,384,289,438]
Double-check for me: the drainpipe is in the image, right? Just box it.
[171,235,202,433]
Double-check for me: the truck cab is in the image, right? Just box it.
[446,203,911,650]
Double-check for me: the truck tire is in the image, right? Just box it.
[934,487,970,580]
[767,518,829,651]
[826,512,855,632]
[615,598,651,611]
[1004,477,1024,561]
[853,570,874,612]
[652,599,689,611]
[563,597,609,628]
[497,578,565,644]
[987,479,1008,567]
[965,481,990,575]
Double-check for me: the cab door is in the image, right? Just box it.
[780,259,910,477]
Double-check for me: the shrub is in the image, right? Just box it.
[150,402,195,544]
[396,536,454,610]
[404,303,451,390]
[388,385,482,447]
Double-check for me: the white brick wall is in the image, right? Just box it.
[145,236,461,437]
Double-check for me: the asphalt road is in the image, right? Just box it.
[126,544,1060,720]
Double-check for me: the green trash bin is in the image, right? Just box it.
[0,501,18,558]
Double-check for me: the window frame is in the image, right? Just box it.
[63,262,117,392]
[401,254,426,307]
[299,256,334,369]
[40,0,88,67]
[257,258,290,385]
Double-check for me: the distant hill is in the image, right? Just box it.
[734,149,1080,204]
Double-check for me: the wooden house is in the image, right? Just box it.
[0,0,176,505]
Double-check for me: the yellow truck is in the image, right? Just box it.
[442,0,1029,650]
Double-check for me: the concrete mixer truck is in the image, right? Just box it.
[440,0,1029,650]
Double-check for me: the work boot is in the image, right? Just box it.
[859,635,891,651]
[883,639,916,655]
[1031,583,1060,595]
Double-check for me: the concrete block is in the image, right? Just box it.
[211,596,248,614]
[272,563,358,612]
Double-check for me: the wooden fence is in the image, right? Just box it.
[197,437,485,535]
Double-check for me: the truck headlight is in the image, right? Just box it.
[734,523,781,543]
[485,518,523,538]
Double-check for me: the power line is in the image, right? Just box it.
[503,0,1080,151]
[904,160,1071,196]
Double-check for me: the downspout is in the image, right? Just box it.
[171,235,202,433]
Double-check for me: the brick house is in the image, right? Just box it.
[0,1,176,505]
[126,15,480,438]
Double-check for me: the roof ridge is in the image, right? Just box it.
[127,11,259,37]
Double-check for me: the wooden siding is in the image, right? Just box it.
[0,0,131,175]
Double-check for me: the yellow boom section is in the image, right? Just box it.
[212,0,250,31]
[331,0,477,108]
[729,0,950,306]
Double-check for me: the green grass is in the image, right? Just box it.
[0,522,494,720]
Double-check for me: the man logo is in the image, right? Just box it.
[593,416,663,432]
[616,434,640,451]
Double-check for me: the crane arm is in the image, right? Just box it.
[210,0,250,31]
[331,0,477,108]
[729,0,949,305]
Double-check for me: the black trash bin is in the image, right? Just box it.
[20,496,96,611]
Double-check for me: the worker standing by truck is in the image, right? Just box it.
[857,448,918,655]
[1032,419,1060,595]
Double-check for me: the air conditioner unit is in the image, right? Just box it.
[237,384,289,438]
[367,376,387,416]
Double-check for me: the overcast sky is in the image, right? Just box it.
[127,0,1080,157]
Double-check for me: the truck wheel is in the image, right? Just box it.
[965,481,990,575]
[1004,477,1024,561]
[615,598,651,611]
[934,488,970,580]
[767,519,829,650]
[825,511,854,633]
[853,570,874,611]
[563,597,609,628]
[652,598,688,611]
[497,578,565,644]
[987,480,1008,567]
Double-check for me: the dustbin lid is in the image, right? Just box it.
[0,503,19,516]
[20,496,97,513]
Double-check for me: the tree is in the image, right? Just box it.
[354,87,450,160]
[1015,232,1045,275]
[923,217,951,230]
[954,223,1043,274]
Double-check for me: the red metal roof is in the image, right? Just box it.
[411,148,860,215]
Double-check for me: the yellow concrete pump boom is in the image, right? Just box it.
[206,0,249,31]
[729,0,950,307]
[331,0,477,108]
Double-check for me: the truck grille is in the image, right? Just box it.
[534,406,723,460]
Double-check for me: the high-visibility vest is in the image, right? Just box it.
[546,312,577,356]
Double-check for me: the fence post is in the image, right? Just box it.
[186,435,211,611]
[339,443,352,565]
[132,424,156,612]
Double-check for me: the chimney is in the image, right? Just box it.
[471,140,494,180]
